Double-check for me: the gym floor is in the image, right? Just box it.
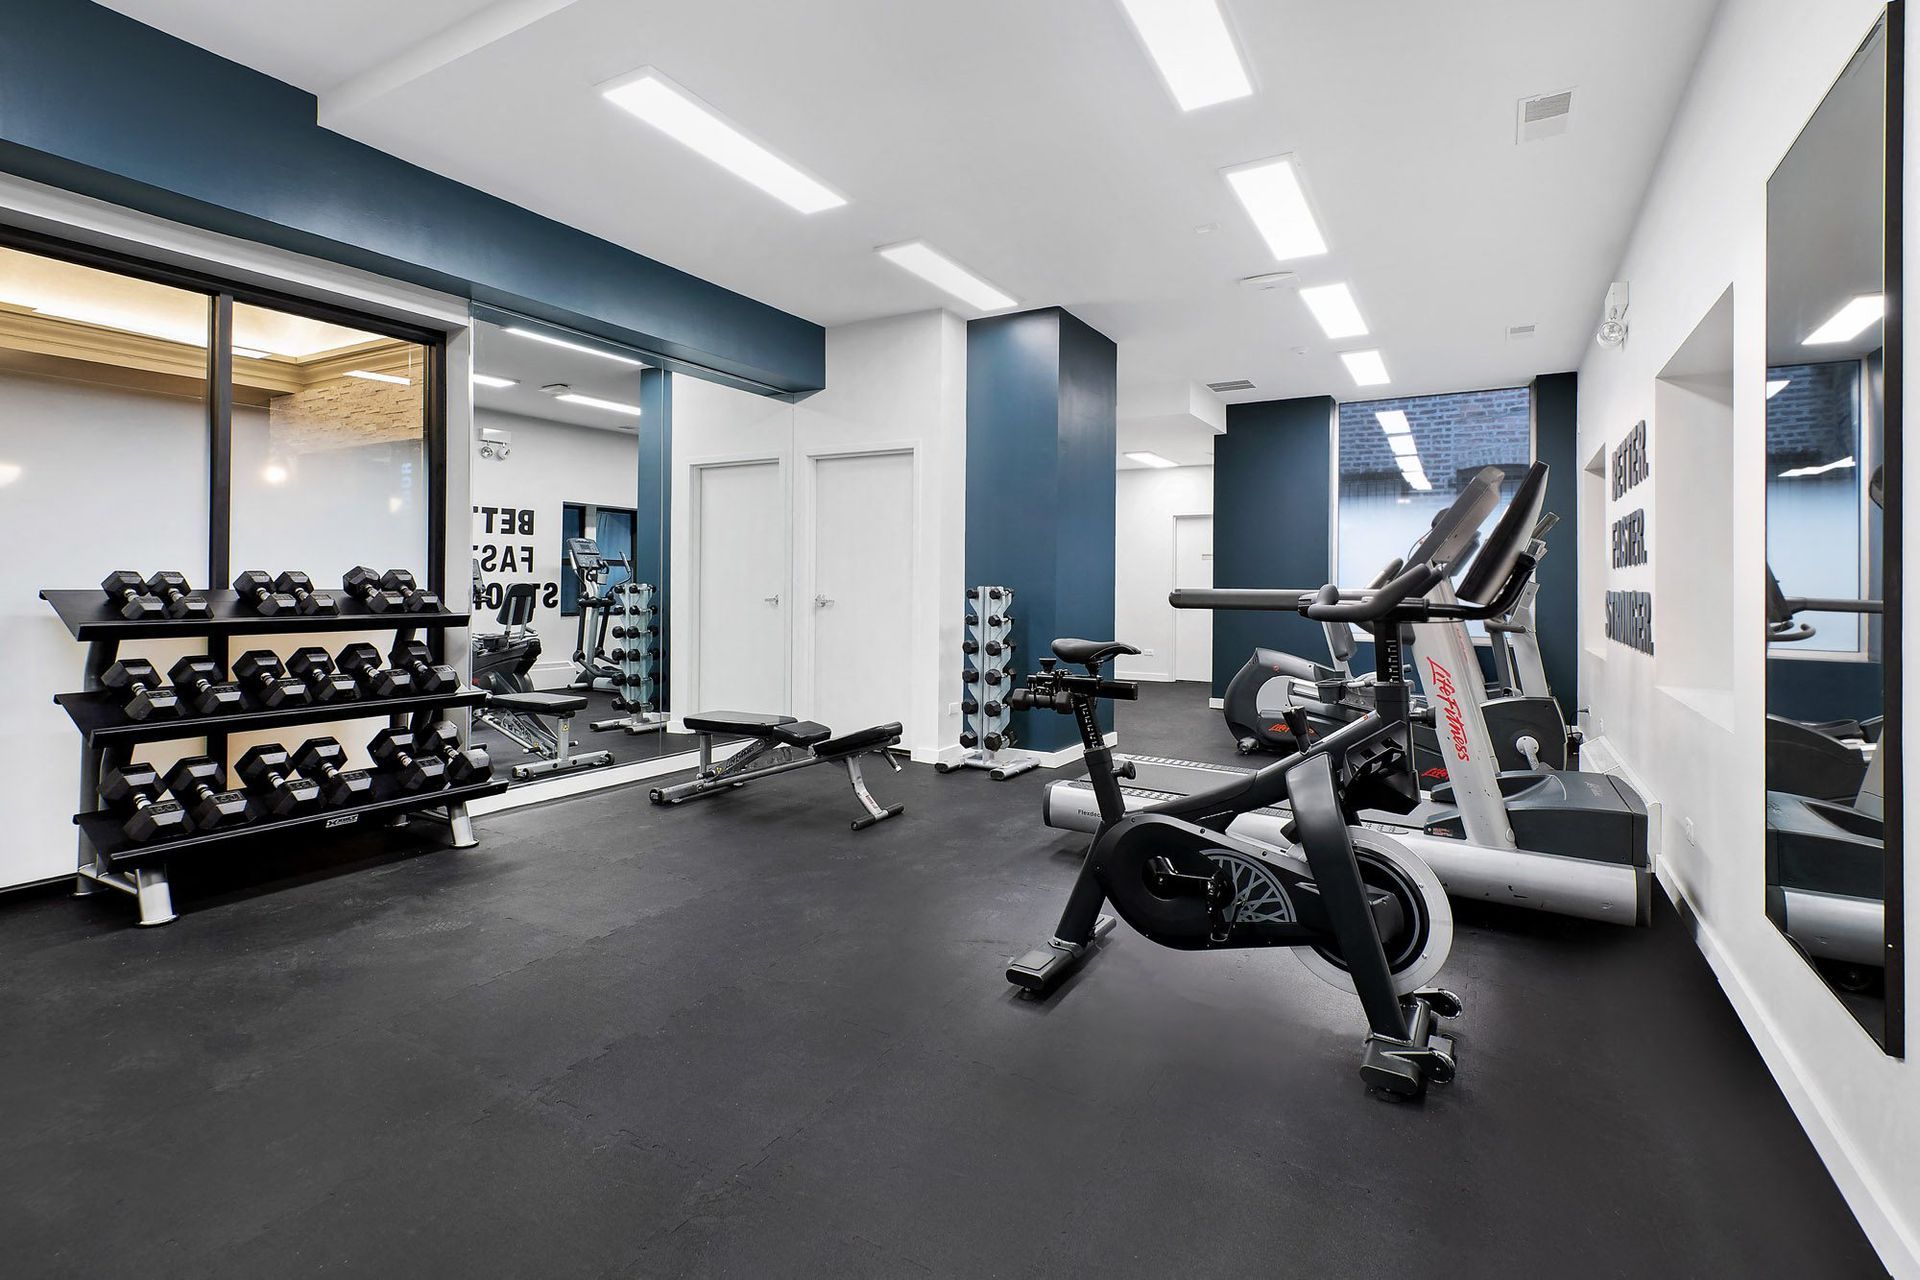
[1,683,1885,1278]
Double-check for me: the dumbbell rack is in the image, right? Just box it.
[937,585,1039,781]
[591,580,665,735]
[39,587,510,927]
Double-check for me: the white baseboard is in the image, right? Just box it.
[1118,670,1177,683]
[1208,697,1224,710]
[1030,732,1117,769]
[1584,734,1918,1278]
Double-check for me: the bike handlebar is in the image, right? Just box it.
[1303,561,1447,622]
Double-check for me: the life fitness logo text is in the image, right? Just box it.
[1426,657,1472,763]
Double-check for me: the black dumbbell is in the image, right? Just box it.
[236,744,322,818]
[963,698,979,715]
[273,571,339,616]
[292,737,374,807]
[341,566,406,613]
[99,763,190,844]
[984,731,1015,750]
[380,568,441,613]
[100,570,164,621]
[232,650,311,709]
[420,721,492,785]
[101,659,180,720]
[368,728,446,792]
[962,639,980,655]
[961,669,979,685]
[336,642,413,697]
[388,639,457,695]
[983,670,1006,686]
[233,569,299,616]
[167,656,244,716]
[143,571,211,620]
[985,639,1014,657]
[959,731,978,749]
[287,646,360,703]
[163,757,250,830]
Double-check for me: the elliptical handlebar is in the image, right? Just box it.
[1303,561,1447,623]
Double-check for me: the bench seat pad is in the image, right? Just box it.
[683,711,798,735]
[817,722,904,757]
[490,691,589,715]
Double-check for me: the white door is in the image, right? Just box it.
[1173,515,1214,684]
[695,460,789,711]
[810,451,915,731]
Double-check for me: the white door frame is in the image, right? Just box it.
[1171,511,1213,683]
[685,452,791,715]
[794,442,920,726]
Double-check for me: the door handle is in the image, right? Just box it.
[814,595,835,608]
[764,594,781,606]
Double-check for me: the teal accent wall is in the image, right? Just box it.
[966,308,1117,752]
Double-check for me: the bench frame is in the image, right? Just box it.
[652,717,906,830]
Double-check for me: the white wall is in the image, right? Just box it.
[668,310,966,760]
[1114,465,1213,681]
[1575,3,1918,1270]
[469,407,640,687]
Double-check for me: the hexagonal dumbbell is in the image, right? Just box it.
[143,571,211,620]
[387,639,457,695]
[167,656,244,716]
[232,569,299,616]
[99,762,190,844]
[341,565,406,613]
[162,757,250,830]
[101,659,180,721]
[292,737,374,807]
[273,570,339,616]
[99,570,164,621]
[287,646,360,703]
[420,720,492,785]
[336,642,413,698]
[236,744,322,818]
[368,728,446,792]
[232,650,311,709]
[379,568,441,613]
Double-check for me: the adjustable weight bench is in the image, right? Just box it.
[649,712,906,830]
[484,689,616,781]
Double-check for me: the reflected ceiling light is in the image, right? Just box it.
[346,369,411,386]
[1116,0,1253,112]
[556,393,643,417]
[1374,409,1411,436]
[1778,455,1857,478]
[1387,435,1417,458]
[262,463,290,485]
[0,462,20,487]
[602,69,847,214]
[1804,294,1884,345]
[472,373,518,389]
[1124,451,1179,469]
[1765,378,1791,399]
[877,241,1018,311]
[1340,349,1390,386]
[1298,282,1368,339]
[1404,472,1433,492]
[232,346,270,359]
[504,326,644,366]
[388,496,405,513]
[1223,157,1327,262]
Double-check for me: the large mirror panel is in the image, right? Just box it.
[1763,9,1903,1052]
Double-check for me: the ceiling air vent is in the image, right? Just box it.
[1516,89,1573,143]
[1207,379,1256,393]
[1507,323,1538,341]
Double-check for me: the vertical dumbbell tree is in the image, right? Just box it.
[938,586,1040,780]
[589,581,667,736]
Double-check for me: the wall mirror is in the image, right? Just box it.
[1763,7,1903,1053]
[466,316,684,773]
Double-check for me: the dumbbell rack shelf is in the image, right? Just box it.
[41,587,503,927]
[74,773,509,869]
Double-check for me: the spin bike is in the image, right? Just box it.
[1005,562,1464,1098]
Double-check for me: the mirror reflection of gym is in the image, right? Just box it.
[466,317,674,779]
[1762,12,1902,1050]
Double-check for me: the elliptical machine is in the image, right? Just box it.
[565,536,630,693]
[1005,560,1464,1100]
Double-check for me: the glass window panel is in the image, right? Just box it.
[0,246,212,885]
[228,301,428,590]
[1765,360,1867,654]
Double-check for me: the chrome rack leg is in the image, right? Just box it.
[133,866,176,927]
[448,802,478,849]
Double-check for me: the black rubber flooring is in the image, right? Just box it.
[0,681,1886,1277]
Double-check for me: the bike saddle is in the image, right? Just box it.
[1052,638,1141,667]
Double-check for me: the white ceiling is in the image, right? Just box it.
[102,0,1720,431]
